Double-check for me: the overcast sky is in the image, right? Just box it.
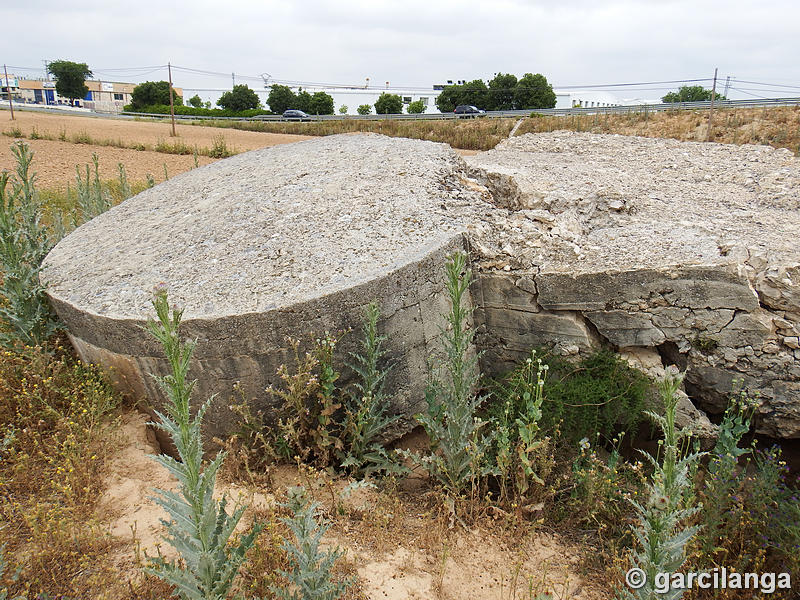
[5,0,800,103]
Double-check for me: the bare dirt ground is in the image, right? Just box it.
[0,109,314,188]
[0,138,218,187]
[103,411,606,600]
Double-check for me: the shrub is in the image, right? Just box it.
[123,104,273,118]
[539,349,650,443]
[144,287,262,599]
[695,388,757,560]
[130,81,183,110]
[270,335,344,466]
[73,153,112,225]
[406,100,426,114]
[374,93,403,115]
[209,134,232,159]
[0,342,122,597]
[356,105,371,116]
[0,141,61,348]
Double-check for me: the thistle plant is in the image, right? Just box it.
[407,252,491,497]
[73,153,112,225]
[619,369,704,600]
[145,286,261,599]
[0,141,61,348]
[340,301,402,477]
[272,486,352,600]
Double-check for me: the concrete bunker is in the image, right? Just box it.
[43,132,800,440]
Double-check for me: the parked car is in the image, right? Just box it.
[282,109,310,121]
[454,105,486,117]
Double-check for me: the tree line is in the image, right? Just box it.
[40,59,728,117]
[435,73,557,112]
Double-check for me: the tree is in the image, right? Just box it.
[374,93,403,114]
[294,90,313,113]
[47,60,92,105]
[459,79,489,109]
[338,105,348,115]
[357,104,372,115]
[188,94,203,108]
[267,84,295,114]
[513,73,556,109]
[217,84,260,111]
[130,81,183,110]
[407,99,426,114]
[488,72,518,110]
[662,86,725,103]
[308,91,334,115]
[435,85,463,112]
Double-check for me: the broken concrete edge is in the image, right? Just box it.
[474,262,800,439]
[55,249,798,444]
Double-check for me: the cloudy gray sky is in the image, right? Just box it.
[5,0,800,103]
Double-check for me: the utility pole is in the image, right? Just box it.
[3,64,14,120]
[168,61,176,137]
[723,75,732,98]
[232,72,235,88]
[706,67,718,142]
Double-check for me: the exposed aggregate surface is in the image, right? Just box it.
[43,131,800,319]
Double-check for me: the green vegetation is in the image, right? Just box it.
[144,287,262,599]
[403,252,491,498]
[47,60,92,106]
[129,80,183,110]
[374,93,403,115]
[188,94,203,108]
[0,142,61,348]
[125,103,268,118]
[537,349,649,443]
[217,84,261,112]
[406,99,426,114]
[267,84,335,115]
[356,104,371,115]
[273,487,352,600]
[620,371,703,600]
[435,72,556,112]
[488,350,549,503]
[662,85,726,103]
[341,302,402,478]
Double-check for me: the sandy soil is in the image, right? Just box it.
[0,109,314,188]
[102,410,606,600]
[0,138,219,188]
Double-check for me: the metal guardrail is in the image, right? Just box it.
[89,96,800,123]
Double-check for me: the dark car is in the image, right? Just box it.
[282,109,310,121]
[454,105,486,117]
